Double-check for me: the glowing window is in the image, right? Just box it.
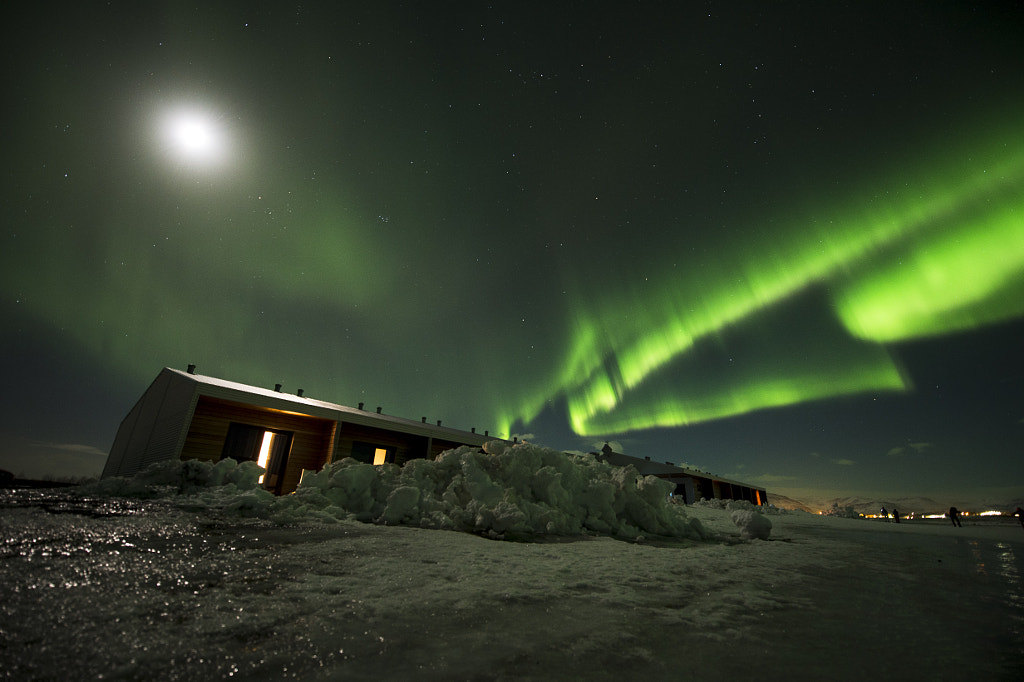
[373,448,388,465]
[257,431,279,483]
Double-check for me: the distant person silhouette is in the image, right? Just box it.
[948,506,962,527]
[892,509,901,524]
[880,507,888,522]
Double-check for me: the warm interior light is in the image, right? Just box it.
[257,431,276,483]
[373,448,388,465]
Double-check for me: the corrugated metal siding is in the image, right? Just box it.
[101,398,145,478]
[103,371,171,477]
[131,380,197,475]
[102,369,197,478]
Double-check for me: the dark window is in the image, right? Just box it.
[350,441,395,465]
[221,423,264,463]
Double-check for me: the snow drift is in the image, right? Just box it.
[730,508,772,540]
[83,441,710,541]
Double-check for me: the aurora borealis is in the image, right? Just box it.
[546,123,1024,438]
[2,2,1023,504]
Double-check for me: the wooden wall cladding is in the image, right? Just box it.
[180,396,336,493]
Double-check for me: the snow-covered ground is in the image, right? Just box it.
[2,445,1022,680]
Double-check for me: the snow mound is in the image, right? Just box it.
[81,442,710,541]
[81,457,265,498]
[730,509,773,540]
[294,442,708,540]
[693,497,788,516]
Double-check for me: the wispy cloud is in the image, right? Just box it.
[31,441,108,458]
[887,442,933,456]
[832,458,856,466]
[0,439,109,478]
[748,473,801,484]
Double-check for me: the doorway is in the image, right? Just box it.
[220,422,294,494]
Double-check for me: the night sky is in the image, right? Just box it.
[3,2,1023,505]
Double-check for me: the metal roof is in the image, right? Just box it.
[165,367,501,445]
[599,449,764,491]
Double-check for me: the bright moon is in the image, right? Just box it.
[157,105,230,169]
[172,116,214,153]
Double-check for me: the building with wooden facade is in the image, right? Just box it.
[596,444,767,505]
[102,366,501,495]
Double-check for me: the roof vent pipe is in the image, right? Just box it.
[297,389,304,397]
[436,420,442,426]
[376,406,382,414]
[421,417,426,423]
[358,402,364,410]
[186,364,196,375]
[275,384,282,392]
[471,428,476,434]
[484,430,489,437]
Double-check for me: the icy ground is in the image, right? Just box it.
[2,450,1023,680]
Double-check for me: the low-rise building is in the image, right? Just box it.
[102,366,501,494]
[596,443,766,505]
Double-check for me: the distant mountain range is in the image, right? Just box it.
[765,493,816,513]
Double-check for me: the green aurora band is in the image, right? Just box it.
[499,118,1024,439]
[7,102,1021,446]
